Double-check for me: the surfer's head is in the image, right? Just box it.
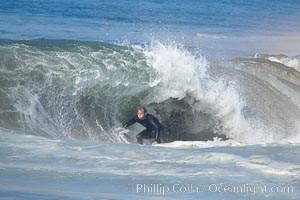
[137,106,147,119]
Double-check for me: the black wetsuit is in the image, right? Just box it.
[123,114,161,144]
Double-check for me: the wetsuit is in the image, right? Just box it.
[123,114,161,144]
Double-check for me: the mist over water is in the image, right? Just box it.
[0,39,299,144]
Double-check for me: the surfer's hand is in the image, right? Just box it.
[152,140,158,145]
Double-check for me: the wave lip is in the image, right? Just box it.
[255,53,300,72]
[0,39,299,144]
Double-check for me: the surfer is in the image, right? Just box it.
[123,107,161,145]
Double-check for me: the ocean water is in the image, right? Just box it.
[0,0,300,199]
[1,0,300,57]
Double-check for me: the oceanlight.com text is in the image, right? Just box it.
[132,183,294,196]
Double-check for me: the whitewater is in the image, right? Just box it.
[1,0,300,199]
[0,39,299,199]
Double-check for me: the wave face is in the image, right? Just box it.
[0,39,299,144]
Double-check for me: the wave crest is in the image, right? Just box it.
[0,39,299,144]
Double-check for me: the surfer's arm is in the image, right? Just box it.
[123,115,137,128]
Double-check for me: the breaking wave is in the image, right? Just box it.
[0,39,299,144]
